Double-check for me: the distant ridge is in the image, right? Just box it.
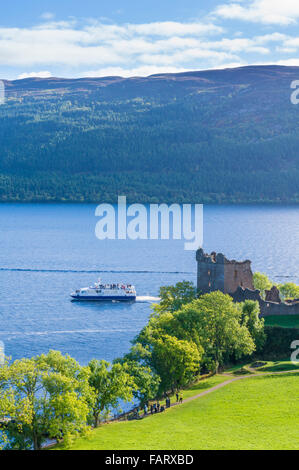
[0,65,299,203]
[2,64,299,92]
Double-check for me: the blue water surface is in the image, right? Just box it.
[0,203,298,364]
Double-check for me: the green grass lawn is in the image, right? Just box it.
[63,372,299,450]
[166,375,228,402]
[225,359,299,375]
[264,315,299,329]
[253,360,299,373]
[127,375,228,419]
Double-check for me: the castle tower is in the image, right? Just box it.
[196,249,254,294]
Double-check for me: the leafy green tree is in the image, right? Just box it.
[114,349,161,406]
[87,360,135,427]
[0,351,92,450]
[152,281,198,316]
[134,290,256,376]
[122,342,152,364]
[172,292,255,372]
[123,362,160,407]
[253,272,273,299]
[129,328,202,394]
[150,334,201,394]
[239,300,266,353]
[134,311,176,350]
[278,282,299,300]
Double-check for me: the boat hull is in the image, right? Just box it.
[71,295,136,302]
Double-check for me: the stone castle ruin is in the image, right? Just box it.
[196,249,299,316]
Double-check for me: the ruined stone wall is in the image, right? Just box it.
[231,286,299,316]
[260,299,299,316]
[196,249,224,293]
[231,286,261,303]
[196,249,254,294]
[196,249,299,317]
[224,259,254,294]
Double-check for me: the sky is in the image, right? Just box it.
[1,0,299,80]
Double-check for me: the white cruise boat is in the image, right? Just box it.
[70,279,136,302]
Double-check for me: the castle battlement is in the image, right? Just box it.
[196,249,251,265]
[196,249,299,317]
[196,248,254,294]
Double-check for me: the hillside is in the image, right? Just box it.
[61,372,299,450]
[1,65,299,203]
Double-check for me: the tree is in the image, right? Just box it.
[239,300,266,353]
[152,281,198,316]
[123,362,160,407]
[172,292,255,372]
[253,272,273,299]
[150,334,201,394]
[0,351,92,450]
[278,282,299,300]
[132,308,203,392]
[115,346,161,404]
[87,360,135,427]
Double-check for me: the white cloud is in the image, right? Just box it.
[81,61,251,78]
[139,49,239,67]
[40,12,55,21]
[282,37,299,48]
[203,38,270,54]
[17,71,53,79]
[214,0,299,25]
[276,47,297,54]
[127,21,223,37]
[0,20,232,73]
[276,58,299,66]
[82,65,189,78]
[0,13,297,79]
[254,33,287,44]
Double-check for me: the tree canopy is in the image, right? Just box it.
[133,290,257,380]
[0,281,271,449]
[152,281,198,316]
[88,360,135,428]
[253,272,273,298]
[0,351,92,449]
[253,272,299,301]
[278,283,299,300]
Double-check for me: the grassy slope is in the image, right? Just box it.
[225,360,299,374]
[255,360,299,373]
[66,372,299,450]
[264,315,299,329]
[167,375,228,401]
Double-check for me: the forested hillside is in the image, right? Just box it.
[1,65,299,203]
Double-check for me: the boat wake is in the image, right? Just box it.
[136,296,160,303]
[1,328,138,337]
[0,268,192,275]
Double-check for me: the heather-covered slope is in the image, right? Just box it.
[1,65,299,202]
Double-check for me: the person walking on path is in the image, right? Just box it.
[179,394,183,404]
[176,392,179,402]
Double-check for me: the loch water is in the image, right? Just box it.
[0,203,298,364]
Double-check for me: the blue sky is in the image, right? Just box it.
[1,0,299,79]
